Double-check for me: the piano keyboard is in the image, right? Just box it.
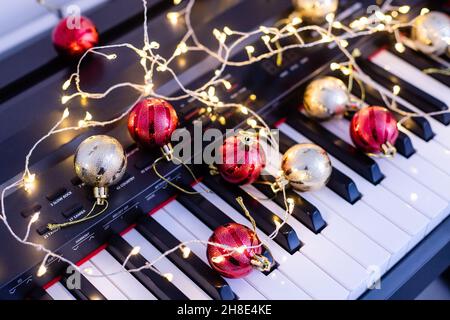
[1,0,449,300]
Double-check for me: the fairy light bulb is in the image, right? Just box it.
[164,273,174,282]
[130,246,141,256]
[30,212,40,224]
[37,265,47,277]
[24,173,36,193]
[181,246,191,259]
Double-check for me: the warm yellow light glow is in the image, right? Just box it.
[166,12,179,25]
[61,96,70,105]
[393,85,401,96]
[330,62,341,71]
[164,273,174,282]
[37,265,47,277]
[181,246,191,259]
[420,8,430,16]
[131,246,141,256]
[211,256,225,264]
[24,173,36,193]
[30,212,40,224]
[399,6,410,14]
[62,79,71,91]
[395,42,405,53]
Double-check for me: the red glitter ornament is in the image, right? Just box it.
[127,98,179,149]
[216,135,265,185]
[350,106,399,155]
[207,223,264,279]
[52,16,99,57]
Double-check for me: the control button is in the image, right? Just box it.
[62,204,84,219]
[46,188,68,202]
[21,204,42,218]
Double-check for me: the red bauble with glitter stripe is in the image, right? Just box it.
[207,223,263,279]
[52,16,99,57]
[350,106,399,154]
[217,136,265,185]
[127,98,179,148]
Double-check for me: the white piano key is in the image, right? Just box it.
[242,184,388,296]
[160,202,312,300]
[242,182,391,272]
[323,119,449,227]
[161,200,311,300]
[46,282,76,300]
[279,123,412,265]
[122,229,211,300]
[152,207,268,300]
[90,250,157,300]
[271,125,429,245]
[159,202,348,300]
[398,127,450,198]
[370,49,450,107]
[192,184,356,299]
[80,261,128,300]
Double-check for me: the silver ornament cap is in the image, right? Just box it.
[74,135,127,204]
[282,143,332,192]
[413,11,450,56]
[303,76,350,120]
[292,0,339,22]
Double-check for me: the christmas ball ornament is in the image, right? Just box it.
[281,143,332,192]
[52,16,99,57]
[292,0,339,22]
[127,98,179,157]
[350,106,399,156]
[207,223,269,279]
[74,135,127,204]
[303,76,350,120]
[412,11,450,56]
[216,135,265,185]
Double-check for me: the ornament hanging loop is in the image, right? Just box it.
[271,174,290,194]
[251,254,272,272]
[381,141,397,158]
[161,143,174,162]
[93,186,108,205]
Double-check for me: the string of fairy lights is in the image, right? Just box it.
[0,0,448,284]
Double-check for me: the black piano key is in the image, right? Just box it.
[392,46,450,87]
[357,58,450,125]
[107,235,188,300]
[202,175,302,254]
[26,286,53,300]
[333,70,435,142]
[327,168,363,204]
[285,113,384,185]
[362,85,435,142]
[136,216,236,300]
[177,192,232,230]
[278,131,363,204]
[394,131,416,158]
[252,182,327,233]
[61,271,106,300]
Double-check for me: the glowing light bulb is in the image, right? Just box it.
[330,62,341,70]
[399,6,410,14]
[236,246,247,254]
[164,273,174,282]
[106,54,117,60]
[166,12,179,25]
[37,265,47,277]
[223,26,233,36]
[393,85,401,96]
[420,8,429,16]
[181,246,191,259]
[24,173,36,193]
[30,212,40,224]
[212,256,225,264]
[130,246,141,256]
[62,79,71,91]
[61,96,70,105]
[247,119,257,128]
